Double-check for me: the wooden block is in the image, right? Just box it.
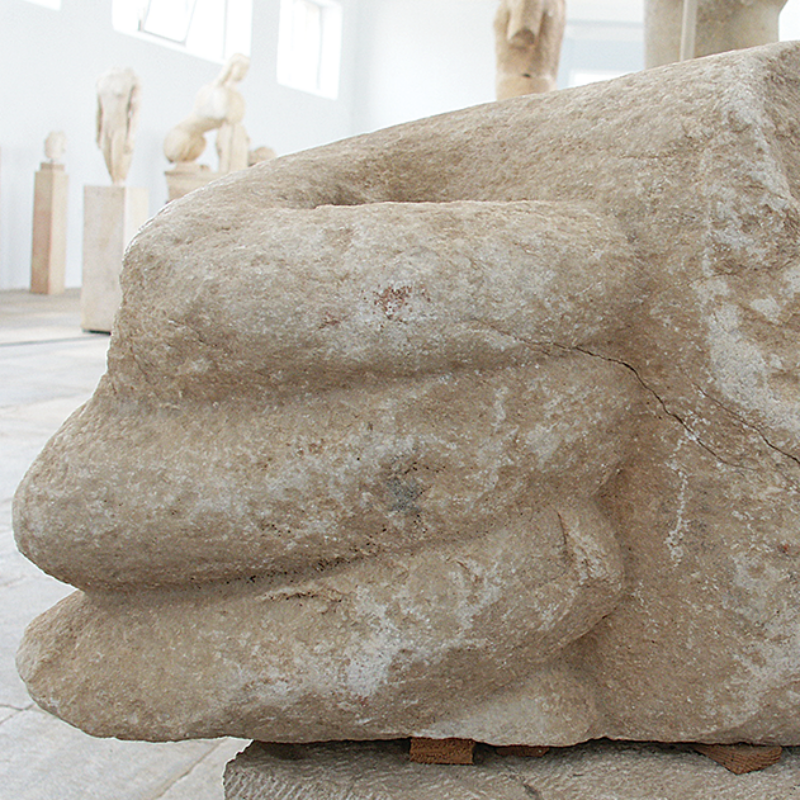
[495,745,550,758]
[692,743,783,774]
[409,737,476,765]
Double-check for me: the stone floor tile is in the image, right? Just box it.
[0,392,103,503]
[0,706,222,800]
[0,573,73,708]
[0,338,108,407]
[157,739,249,800]
[0,546,51,588]
[0,705,21,724]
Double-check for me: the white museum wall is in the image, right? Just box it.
[351,0,497,135]
[351,0,647,137]
[0,0,360,290]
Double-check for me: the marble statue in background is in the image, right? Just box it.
[163,53,274,200]
[44,131,66,164]
[494,0,566,99]
[15,42,800,750]
[164,53,252,173]
[645,0,789,67]
[95,67,141,185]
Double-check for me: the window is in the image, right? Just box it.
[112,0,252,62]
[276,0,342,99]
[781,0,800,42]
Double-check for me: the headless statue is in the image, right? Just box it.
[646,0,789,67]
[494,0,566,99]
[164,53,251,174]
[95,67,141,186]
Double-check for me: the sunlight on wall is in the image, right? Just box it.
[112,0,252,62]
[276,0,343,99]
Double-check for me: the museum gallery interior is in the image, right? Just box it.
[5,1,800,798]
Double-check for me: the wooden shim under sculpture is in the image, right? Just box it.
[692,743,783,774]
[409,737,476,765]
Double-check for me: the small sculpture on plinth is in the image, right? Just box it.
[164,53,274,201]
[95,67,141,186]
[494,0,566,99]
[30,131,69,295]
[83,67,148,332]
[44,131,66,164]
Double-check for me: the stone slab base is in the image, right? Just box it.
[81,185,148,333]
[224,740,800,800]
[165,164,221,202]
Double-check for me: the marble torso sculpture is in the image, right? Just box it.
[15,43,800,748]
[494,0,565,99]
[96,67,141,185]
[164,53,251,174]
[646,0,789,67]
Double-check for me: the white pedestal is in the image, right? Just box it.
[81,185,148,333]
[31,163,68,295]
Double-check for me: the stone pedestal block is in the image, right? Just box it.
[165,163,220,202]
[81,185,148,333]
[223,740,800,800]
[31,163,68,295]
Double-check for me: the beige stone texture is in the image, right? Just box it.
[80,185,148,333]
[30,163,68,295]
[14,43,800,747]
[645,0,788,68]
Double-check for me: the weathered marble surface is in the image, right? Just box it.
[15,43,800,746]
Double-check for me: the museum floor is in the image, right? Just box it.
[4,289,800,800]
[0,289,246,800]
